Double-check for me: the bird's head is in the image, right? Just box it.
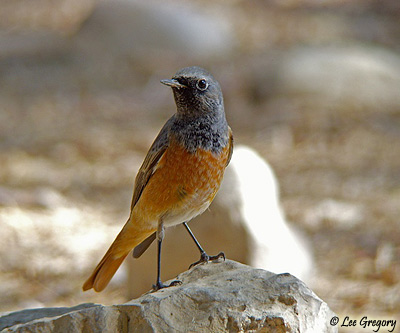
[161,66,224,117]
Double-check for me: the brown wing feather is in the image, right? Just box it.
[130,146,167,210]
[130,117,174,210]
[132,232,156,258]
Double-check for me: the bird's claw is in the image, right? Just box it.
[152,279,182,291]
[189,251,225,269]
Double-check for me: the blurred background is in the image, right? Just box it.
[0,0,399,323]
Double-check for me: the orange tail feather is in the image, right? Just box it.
[83,222,154,292]
[83,251,129,292]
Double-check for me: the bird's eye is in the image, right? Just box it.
[196,79,208,91]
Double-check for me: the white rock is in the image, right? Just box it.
[1,260,336,333]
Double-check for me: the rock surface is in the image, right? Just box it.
[1,260,336,332]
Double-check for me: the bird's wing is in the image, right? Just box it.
[130,116,174,210]
[132,232,156,258]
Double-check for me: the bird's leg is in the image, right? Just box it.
[183,222,225,269]
[153,223,165,290]
[152,222,181,291]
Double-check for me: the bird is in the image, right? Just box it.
[82,66,233,292]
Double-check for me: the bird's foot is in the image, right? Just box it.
[189,251,225,269]
[152,279,182,292]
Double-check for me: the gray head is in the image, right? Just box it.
[161,66,224,117]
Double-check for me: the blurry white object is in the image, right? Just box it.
[219,145,314,281]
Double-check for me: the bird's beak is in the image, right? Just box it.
[160,79,186,89]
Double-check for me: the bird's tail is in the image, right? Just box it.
[82,222,154,292]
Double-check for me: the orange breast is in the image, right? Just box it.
[133,137,231,227]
